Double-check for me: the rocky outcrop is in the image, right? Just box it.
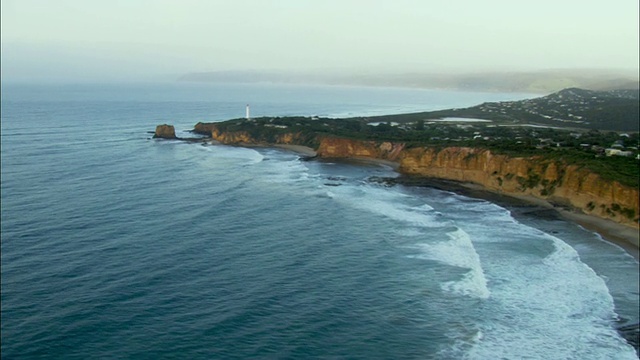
[194,122,217,136]
[211,129,256,144]
[153,124,177,139]
[194,125,640,228]
[317,137,405,161]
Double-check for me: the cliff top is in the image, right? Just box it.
[192,88,639,188]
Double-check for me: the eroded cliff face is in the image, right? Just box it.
[201,127,639,227]
[208,126,310,147]
[399,147,639,227]
[316,137,405,160]
[211,129,257,144]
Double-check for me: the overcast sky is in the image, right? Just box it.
[2,0,638,82]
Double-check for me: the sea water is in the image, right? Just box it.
[1,82,638,359]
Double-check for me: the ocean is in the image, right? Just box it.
[1,82,638,359]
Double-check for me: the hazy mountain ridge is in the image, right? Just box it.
[178,70,639,94]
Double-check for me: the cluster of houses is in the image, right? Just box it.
[511,131,638,159]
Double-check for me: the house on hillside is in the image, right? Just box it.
[605,148,633,157]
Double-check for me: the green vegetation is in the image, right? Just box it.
[359,88,639,131]
[195,88,640,188]
[200,115,639,188]
[540,149,638,188]
[620,207,636,220]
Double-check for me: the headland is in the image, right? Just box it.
[275,142,639,260]
[156,87,640,255]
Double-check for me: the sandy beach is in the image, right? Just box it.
[273,144,317,157]
[427,179,639,261]
[457,183,639,261]
[273,145,639,260]
[558,210,639,260]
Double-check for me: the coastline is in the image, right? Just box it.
[557,209,639,260]
[446,180,639,259]
[271,144,639,260]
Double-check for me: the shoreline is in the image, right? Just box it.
[271,144,639,260]
[456,182,640,261]
[557,209,639,260]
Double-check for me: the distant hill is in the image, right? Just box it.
[178,69,639,94]
[368,88,640,132]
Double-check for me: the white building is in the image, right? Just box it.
[605,148,634,157]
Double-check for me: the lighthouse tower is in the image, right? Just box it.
[246,104,250,120]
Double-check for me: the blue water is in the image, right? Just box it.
[2,82,638,359]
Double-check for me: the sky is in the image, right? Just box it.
[1,0,638,82]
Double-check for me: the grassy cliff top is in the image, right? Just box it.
[195,88,639,187]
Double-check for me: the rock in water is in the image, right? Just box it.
[154,124,176,139]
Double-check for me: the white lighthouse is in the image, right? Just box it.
[246,104,250,120]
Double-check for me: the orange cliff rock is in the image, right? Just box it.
[207,126,309,146]
[153,124,176,139]
[399,147,639,227]
[200,127,640,228]
[316,137,405,161]
[211,129,256,144]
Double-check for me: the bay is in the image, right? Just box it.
[1,82,637,359]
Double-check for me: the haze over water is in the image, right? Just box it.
[2,0,638,83]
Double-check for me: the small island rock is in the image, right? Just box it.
[154,124,177,139]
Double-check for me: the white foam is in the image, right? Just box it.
[586,229,639,263]
[329,185,442,228]
[250,156,637,358]
[538,234,621,322]
[306,163,636,358]
[325,184,490,298]
[450,225,634,357]
[417,228,490,299]
[415,203,435,212]
[408,193,638,358]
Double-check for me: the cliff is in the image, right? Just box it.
[202,125,639,228]
[203,123,315,148]
[398,147,639,227]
